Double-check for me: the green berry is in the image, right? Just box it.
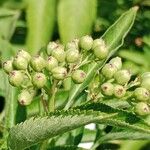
[114,84,126,98]
[18,90,33,106]
[114,70,131,85]
[101,82,114,96]
[134,87,150,101]
[8,70,24,87]
[46,56,58,71]
[72,70,86,84]
[102,63,117,79]
[141,78,150,91]
[135,102,150,116]
[17,50,31,62]
[30,55,46,72]
[79,35,93,51]
[13,55,28,70]
[3,60,13,74]
[92,38,105,50]
[109,57,122,70]
[65,39,79,50]
[47,42,58,55]
[66,48,79,63]
[93,44,108,60]
[51,45,65,63]
[32,72,46,88]
[141,72,150,80]
[52,67,67,80]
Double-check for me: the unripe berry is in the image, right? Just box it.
[51,46,65,63]
[109,57,122,70]
[101,82,114,96]
[46,56,58,71]
[18,90,33,106]
[32,72,46,88]
[135,102,150,116]
[93,44,108,60]
[114,70,131,85]
[72,70,86,84]
[17,50,31,62]
[141,78,150,91]
[65,39,79,50]
[134,87,150,101]
[102,63,117,79]
[114,84,126,98]
[3,60,13,74]
[52,67,67,80]
[92,38,105,50]
[141,72,150,80]
[79,35,93,51]
[66,48,79,63]
[13,55,28,70]
[8,70,24,87]
[30,55,46,72]
[47,42,58,55]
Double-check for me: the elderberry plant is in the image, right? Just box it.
[1,6,150,150]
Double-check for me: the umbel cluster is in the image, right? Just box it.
[3,35,150,116]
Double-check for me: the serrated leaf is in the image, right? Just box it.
[65,7,138,109]
[58,0,97,43]
[8,109,114,150]
[26,0,56,54]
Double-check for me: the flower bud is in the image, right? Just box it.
[52,67,67,80]
[3,60,13,74]
[18,90,33,106]
[114,70,131,85]
[141,78,150,91]
[30,55,46,72]
[47,42,58,55]
[51,45,65,62]
[92,38,105,50]
[8,70,24,87]
[17,50,31,62]
[114,84,126,98]
[13,55,28,70]
[32,72,47,88]
[93,44,108,60]
[65,39,79,50]
[101,82,114,96]
[135,102,150,116]
[134,87,150,101]
[66,48,79,63]
[109,57,122,70]
[46,56,58,71]
[79,35,93,51]
[102,63,117,79]
[141,72,150,80]
[72,70,86,84]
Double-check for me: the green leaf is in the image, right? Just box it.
[8,109,115,150]
[58,0,97,43]
[65,7,138,109]
[26,0,56,54]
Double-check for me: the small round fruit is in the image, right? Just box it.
[102,63,117,79]
[135,102,150,116]
[3,60,13,74]
[30,55,46,72]
[101,82,114,96]
[114,84,126,98]
[66,49,79,63]
[92,38,105,50]
[93,45,108,60]
[141,72,150,80]
[8,70,24,87]
[79,35,93,51]
[47,42,58,55]
[114,70,131,85]
[72,70,86,84]
[32,72,46,88]
[65,39,79,50]
[52,67,67,80]
[46,56,58,71]
[51,46,65,63]
[17,50,31,62]
[134,87,150,101]
[141,78,150,91]
[13,56,28,70]
[109,57,122,70]
[18,90,33,106]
